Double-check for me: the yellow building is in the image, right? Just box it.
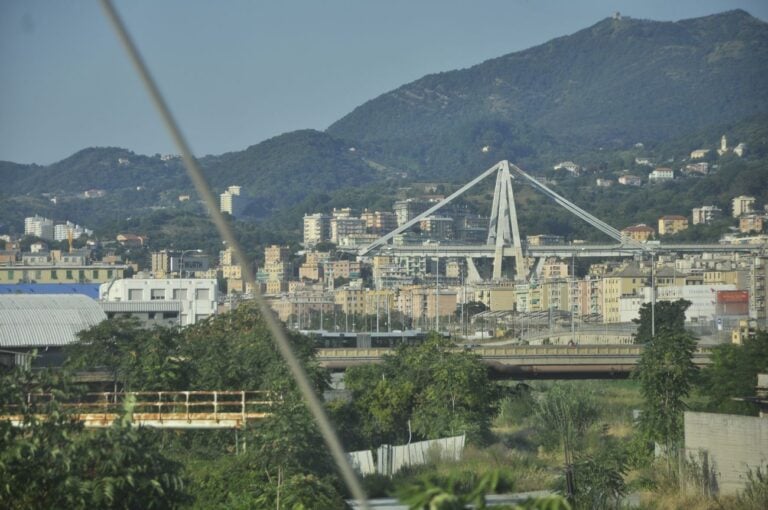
[602,263,684,323]
[0,264,127,284]
[362,289,396,315]
[740,215,765,234]
[489,287,517,312]
[658,215,689,236]
[514,279,571,314]
[397,285,457,322]
[334,286,365,316]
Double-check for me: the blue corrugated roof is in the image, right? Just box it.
[0,284,100,299]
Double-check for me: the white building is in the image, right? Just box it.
[24,215,54,241]
[732,195,756,218]
[553,161,581,175]
[692,206,722,225]
[618,284,736,324]
[648,168,674,182]
[330,216,366,244]
[99,278,218,327]
[53,221,92,242]
[303,213,330,247]
[220,185,243,216]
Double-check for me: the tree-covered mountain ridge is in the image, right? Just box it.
[2,10,767,232]
[330,10,768,147]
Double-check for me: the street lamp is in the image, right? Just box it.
[177,249,203,326]
[179,249,203,279]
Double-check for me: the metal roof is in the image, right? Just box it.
[0,284,101,299]
[100,301,180,312]
[0,294,107,348]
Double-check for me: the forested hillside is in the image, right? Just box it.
[329,10,768,179]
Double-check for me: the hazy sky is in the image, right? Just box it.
[2,0,766,165]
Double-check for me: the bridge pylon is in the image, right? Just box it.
[487,161,527,281]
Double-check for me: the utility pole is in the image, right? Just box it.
[651,251,656,339]
[435,254,440,333]
[571,252,576,345]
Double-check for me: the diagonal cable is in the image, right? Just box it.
[97,1,369,506]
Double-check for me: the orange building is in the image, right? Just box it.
[621,224,655,242]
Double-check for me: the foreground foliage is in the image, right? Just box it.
[341,334,499,449]
[0,368,189,509]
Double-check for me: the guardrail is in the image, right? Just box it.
[1,390,276,429]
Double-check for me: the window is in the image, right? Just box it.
[195,288,210,300]
[78,270,85,281]
[173,289,187,300]
[35,270,42,279]
[162,312,178,319]
[150,288,165,300]
[92,270,99,279]
[65,270,73,280]
[107,270,114,279]
[6,270,13,280]
[51,270,58,280]
[128,289,143,301]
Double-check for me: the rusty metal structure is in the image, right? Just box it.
[2,390,275,429]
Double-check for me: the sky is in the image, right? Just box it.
[1,1,767,165]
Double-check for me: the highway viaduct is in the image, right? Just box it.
[317,344,713,380]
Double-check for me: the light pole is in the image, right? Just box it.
[178,249,202,326]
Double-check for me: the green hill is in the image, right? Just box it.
[328,10,768,180]
[2,10,767,239]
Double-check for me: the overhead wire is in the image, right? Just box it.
[97,1,369,507]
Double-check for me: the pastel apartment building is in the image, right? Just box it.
[648,167,674,182]
[658,215,689,236]
[732,195,756,218]
[621,224,655,243]
[692,205,722,225]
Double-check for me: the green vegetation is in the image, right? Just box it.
[5,314,768,507]
[0,368,189,509]
[339,334,499,448]
[330,11,768,178]
[698,331,768,415]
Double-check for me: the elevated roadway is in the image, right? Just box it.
[345,243,762,259]
[317,344,713,380]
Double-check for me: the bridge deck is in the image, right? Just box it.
[317,345,712,379]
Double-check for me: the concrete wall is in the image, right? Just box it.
[684,411,768,494]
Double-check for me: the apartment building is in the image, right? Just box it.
[621,224,655,242]
[99,278,217,327]
[732,195,756,218]
[692,206,722,225]
[303,213,330,247]
[658,215,689,236]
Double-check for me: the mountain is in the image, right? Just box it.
[0,147,187,195]
[3,10,767,234]
[199,129,387,215]
[328,10,768,179]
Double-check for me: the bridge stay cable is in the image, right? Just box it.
[358,160,650,282]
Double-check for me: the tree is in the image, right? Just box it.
[534,383,599,501]
[571,432,628,510]
[179,301,326,392]
[0,367,189,509]
[634,328,698,470]
[66,317,188,391]
[699,331,768,414]
[633,299,691,344]
[344,334,498,448]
